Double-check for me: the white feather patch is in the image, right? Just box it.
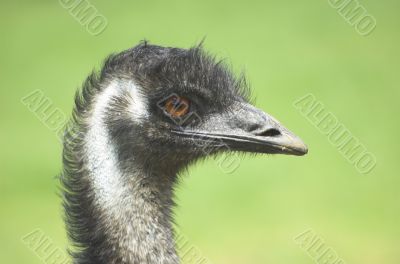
[85,80,148,210]
[125,80,149,121]
[85,81,125,210]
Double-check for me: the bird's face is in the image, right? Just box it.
[147,91,308,159]
[111,44,307,170]
[158,94,308,156]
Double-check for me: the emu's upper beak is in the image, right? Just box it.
[172,102,308,156]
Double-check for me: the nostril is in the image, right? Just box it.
[257,128,281,137]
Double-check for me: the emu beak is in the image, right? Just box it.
[172,102,308,156]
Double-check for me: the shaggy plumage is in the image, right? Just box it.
[61,42,307,264]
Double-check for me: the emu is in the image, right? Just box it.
[61,42,308,264]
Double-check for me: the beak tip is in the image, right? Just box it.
[283,134,308,156]
[293,140,308,156]
[299,145,308,156]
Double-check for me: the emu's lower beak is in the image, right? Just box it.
[172,102,308,156]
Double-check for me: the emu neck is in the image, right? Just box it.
[83,82,179,264]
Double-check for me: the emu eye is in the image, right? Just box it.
[164,96,190,117]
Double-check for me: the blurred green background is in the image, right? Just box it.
[1,0,399,263]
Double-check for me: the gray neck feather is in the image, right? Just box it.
[63,79,179,264]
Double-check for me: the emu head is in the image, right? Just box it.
[102,43,307,175]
